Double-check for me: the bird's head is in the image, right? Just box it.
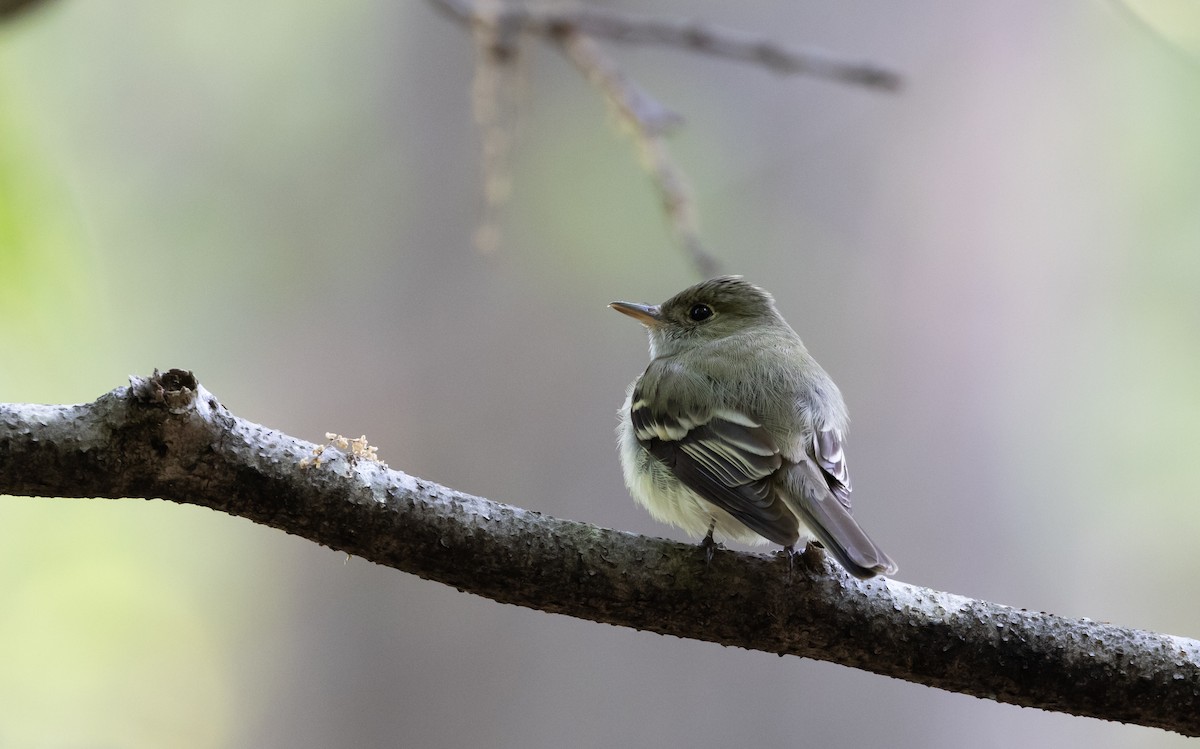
[610,276,785,358]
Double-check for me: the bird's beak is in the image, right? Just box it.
[609,301,662,326]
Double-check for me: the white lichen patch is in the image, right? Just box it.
[300,433,387,470]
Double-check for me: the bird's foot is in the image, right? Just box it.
[781,543,825,580]
[782,545,796,581]
[700,522,718,565]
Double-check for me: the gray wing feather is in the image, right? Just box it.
[812,427,852,509]
[632,388,799,547]
[631,367,896,577]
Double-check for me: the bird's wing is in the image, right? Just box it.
[812,427,852,510]
[630,371,799,546]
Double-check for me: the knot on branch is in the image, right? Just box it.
[131,368,200,413]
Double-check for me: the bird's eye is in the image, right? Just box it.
[688,303,713,321]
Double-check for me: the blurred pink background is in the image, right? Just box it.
[2,1,1199,747]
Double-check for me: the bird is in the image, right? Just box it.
[611,276,897,579]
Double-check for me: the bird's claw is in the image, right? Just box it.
[700,523,718,565]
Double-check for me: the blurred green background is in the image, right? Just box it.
[2,1,1199,747]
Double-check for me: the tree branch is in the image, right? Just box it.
[430,0,901,90]
[429,1,902,278]
[1,370,1198,736]
[552,28,719,277]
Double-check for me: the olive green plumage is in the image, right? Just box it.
[612,276,896,579]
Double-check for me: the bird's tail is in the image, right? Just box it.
[783,461,898,579]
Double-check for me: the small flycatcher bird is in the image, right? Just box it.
[611,276,897,579]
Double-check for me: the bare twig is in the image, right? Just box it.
[429,1,901,278]
[431,1,901,90]
[555,29,683,135]
[468,1,527,254]
[555,30,719,277]
[2,370,1199,736]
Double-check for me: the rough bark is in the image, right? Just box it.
[1,369,1198,736]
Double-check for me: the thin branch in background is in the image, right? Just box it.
[552,29,683,135]
[636,133,720,279]
[468,3,529,255]
[462,0,556,255]
[434,1,902,89]
[554,29,719,277]
[430,0,901,277]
